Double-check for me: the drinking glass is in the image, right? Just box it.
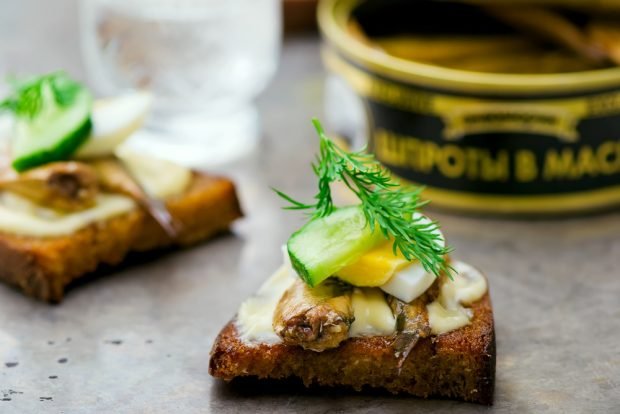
[80,0,281,167]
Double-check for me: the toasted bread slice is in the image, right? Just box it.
[0,173,242,302]
[209,292,495,405]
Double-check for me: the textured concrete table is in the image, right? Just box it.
[1,1,619,412]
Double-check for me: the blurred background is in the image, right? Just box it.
[0,1,618,413]
[3,0,619,215]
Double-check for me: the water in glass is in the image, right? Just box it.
[81,0,281,167]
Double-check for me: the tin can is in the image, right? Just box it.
[319,0,620,215]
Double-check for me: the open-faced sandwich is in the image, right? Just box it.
[0,72,242,302]
[209,120,495,404]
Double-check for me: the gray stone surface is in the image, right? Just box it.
[1,1,619,412]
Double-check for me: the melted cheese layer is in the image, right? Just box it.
[427,261,487,335]
[236,265,296,344]
[0,192,136,237]
[349,288,396,336]
[116,145,192,200]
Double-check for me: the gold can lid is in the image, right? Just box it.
[445,0,620,12]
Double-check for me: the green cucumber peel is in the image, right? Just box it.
[1,72,93,171]
[286,205,385,287]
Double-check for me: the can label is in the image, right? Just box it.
[326,50,620,213]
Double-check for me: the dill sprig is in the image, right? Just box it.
[275,118,453,279]
[0,72,83,119]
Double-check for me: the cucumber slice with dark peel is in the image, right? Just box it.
[12,89,92,172]
[1,73,93,172]
[287,206,385,287]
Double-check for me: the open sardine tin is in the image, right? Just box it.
[319,0,620,215]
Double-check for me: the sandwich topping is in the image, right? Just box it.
[236,120,488,357]
[0,192,136,237]
[0,72,191,237]
[428,261,487,335]
[274,278,354,351]
[236,253,487,347]
[349,287,396,337]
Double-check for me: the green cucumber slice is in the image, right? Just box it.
[287,206,385,287]
[12,88,92,172]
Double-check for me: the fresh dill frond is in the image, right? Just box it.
[275,118,453,279]
[0,72,83,119]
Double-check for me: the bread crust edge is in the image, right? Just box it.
[0,173,242,302]
[209,292,495,405]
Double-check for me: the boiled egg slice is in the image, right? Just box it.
[337,213,445,288]
[379,262,435,303]
[76,91,152,158]
[336,241,409,287]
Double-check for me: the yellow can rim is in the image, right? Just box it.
[410,183,620,215]
[318,0,620,95]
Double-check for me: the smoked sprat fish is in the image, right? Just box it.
[0,161,98,211]
[273,278,354,352]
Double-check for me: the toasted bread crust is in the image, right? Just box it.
[0,173,242,302]
[209,293,495,405]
